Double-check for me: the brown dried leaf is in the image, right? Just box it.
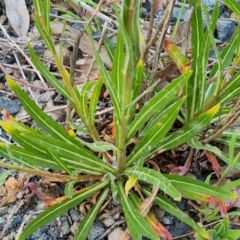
[0,173,28,207]
[4,0,30,37]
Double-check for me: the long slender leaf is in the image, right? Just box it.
[127,98,185,167]
[89,78,103,125]
[18,179,110,240]
[75,187,109,239]
[187,136,221,155]
[146,104,220,159]
[0,143,62,171]
[117,181,159,240]
[28,45,71,100]
[87,29,121,120]
[124,167,181,201]
[6,77,83,148]
[142,187,209,239]
[217,71,240,103]
[21,132,115,174]
[127,71,191,141]
[165,175,237,199]
[223,0,240,16]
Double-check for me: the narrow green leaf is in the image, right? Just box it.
[6,77,81,147]
[124,168,181,201]
[187,137,221,155]
[87,29,121,120]
[217,71,240,104]
[142,187,209,239]
[0,170,12,186]
[21,132,115,174]
[148,104,220,158]
[28,44,72,100]
[209,25,239,78]
[165,175,237,199]
[79,81,95,121]
[0,143,62,171]
[79,139,119,152]
[43,0,51,33]
[186,0,207,119]
[117,181,159,240]
[223,230,240,239]
[127,71,191,141]
[34,12,55,53]
[64,181,76,198]
[127,98,185,167]
[89,78,103,125]
[75,187,109,240]
[223,0,240,16]
[112,27,124,105]
[19,179,110,240]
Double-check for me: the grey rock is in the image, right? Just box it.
[162,215,175,225]
[102,216,115,227]
[88,221,105,240]
[30,228,44,238]
[39,233,51,240]
[9,215,23,229]
[70,209,80,222]
[0,217,6,227]
[171,222,190,237]
[60,220,70,235]
[171,7,188,22]
[177,199,188,211]
[72,23,84,31]
[0,96,21,115]
[47,229,57,238]
[216,19,236,42]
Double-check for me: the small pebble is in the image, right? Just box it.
[216,19,236,42]
[177,199,188,211]
[60,220,70,235]
[102,216,115,227]
[69,209,80,222]
[108,227,123,240]
[0,96,21,115]
[9,215,23,228]
[161,215,175,225]
[0,217,6,227]
[39,233,50,240]
[88,221,105,240]
[171,222,190,237]
[30,228,44,238]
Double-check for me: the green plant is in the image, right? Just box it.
[0,0,238,239]
[164,1,240,176]
[196,219,240,240]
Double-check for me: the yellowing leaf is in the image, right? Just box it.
[125,176,137,196]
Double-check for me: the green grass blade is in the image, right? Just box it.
[18,179,110,240]
[165,175,237,200]
[127,71,191,141]
[74,187,109,240]
[117,181,159,240]
[142,187,209,239]
[124,167,181,201]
